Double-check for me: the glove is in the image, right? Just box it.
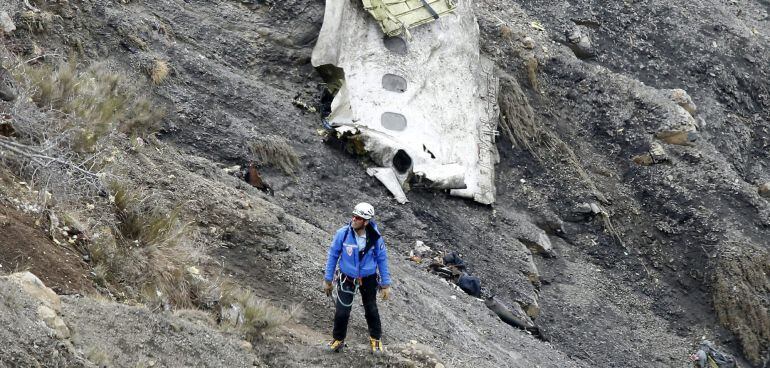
[380,286,390,301]
[323,280,333,296]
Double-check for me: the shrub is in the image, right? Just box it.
[250,135,300,175]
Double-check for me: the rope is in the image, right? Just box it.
[334,273,359,308]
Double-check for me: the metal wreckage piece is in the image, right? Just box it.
[312,0,499,204]
[361,0,457,37]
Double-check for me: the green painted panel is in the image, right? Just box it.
[362,0,457,37]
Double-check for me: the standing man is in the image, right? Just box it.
[323,202,391,354]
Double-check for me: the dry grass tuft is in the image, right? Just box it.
[219,284,302,342]
[87,181,203,310]
[250,135,300,175]
[500,25,513,40]
[525,55,540,93]
[149,59,169,85]
[19,11,58,33]
[86,348,111,366]
[19,60,163,151]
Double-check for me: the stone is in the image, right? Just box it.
[0,66,17,102]
[220,303,244,327]
[633,142,667,166]
[413,240,431,257]
[239,340,253,351]
[0,12,15,33]
[7,272,62,312]
[37,305,70,339]
[435,364,445,368]
[565,26,594,58]
[668,89,697,116]
[521,36,535,49]
[524,302,541,319]
[649,142,667,162]
[632,153,654,166]
[759,183,770,198]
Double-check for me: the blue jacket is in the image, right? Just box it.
[324,220,391,286]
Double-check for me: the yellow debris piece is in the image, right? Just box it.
[362,0,457,37]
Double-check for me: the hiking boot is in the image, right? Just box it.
[369,337,383,355]
[327,339,344,353]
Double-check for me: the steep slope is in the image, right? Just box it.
[0,0,768,367]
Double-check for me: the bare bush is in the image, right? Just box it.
[86,182,204,310]
[250,135,300,175]
[219,284,302,342]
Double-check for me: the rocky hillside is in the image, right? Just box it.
[0,0,768,367]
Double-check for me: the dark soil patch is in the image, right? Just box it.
[0,204,95,295]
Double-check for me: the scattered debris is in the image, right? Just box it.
[292,95,317,113]
[366,167,408,204]
[632,142,668,166]
[408,240,433,263]
[689,340,736,368]
[242,163,273,195]
[485,297,542,339]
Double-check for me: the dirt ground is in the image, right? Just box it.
[0,0,768,367]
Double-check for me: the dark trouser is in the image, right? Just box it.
[333,273,381,340]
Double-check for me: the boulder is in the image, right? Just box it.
[5,272,70,340]
[37,305,71,339]
[8,272,62,311]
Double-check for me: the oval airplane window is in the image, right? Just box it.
[381,112,407,131]
[383,36,407,55]
[382,74,407,92]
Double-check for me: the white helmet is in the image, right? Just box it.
[352,202,375,220]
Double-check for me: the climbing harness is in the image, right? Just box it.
[333,272,361,308]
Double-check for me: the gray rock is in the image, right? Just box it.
[0,66,16,102]
[0,12,15,33]
[565,26,594,58]
[759,182,770,198]
[668,89,697,116]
